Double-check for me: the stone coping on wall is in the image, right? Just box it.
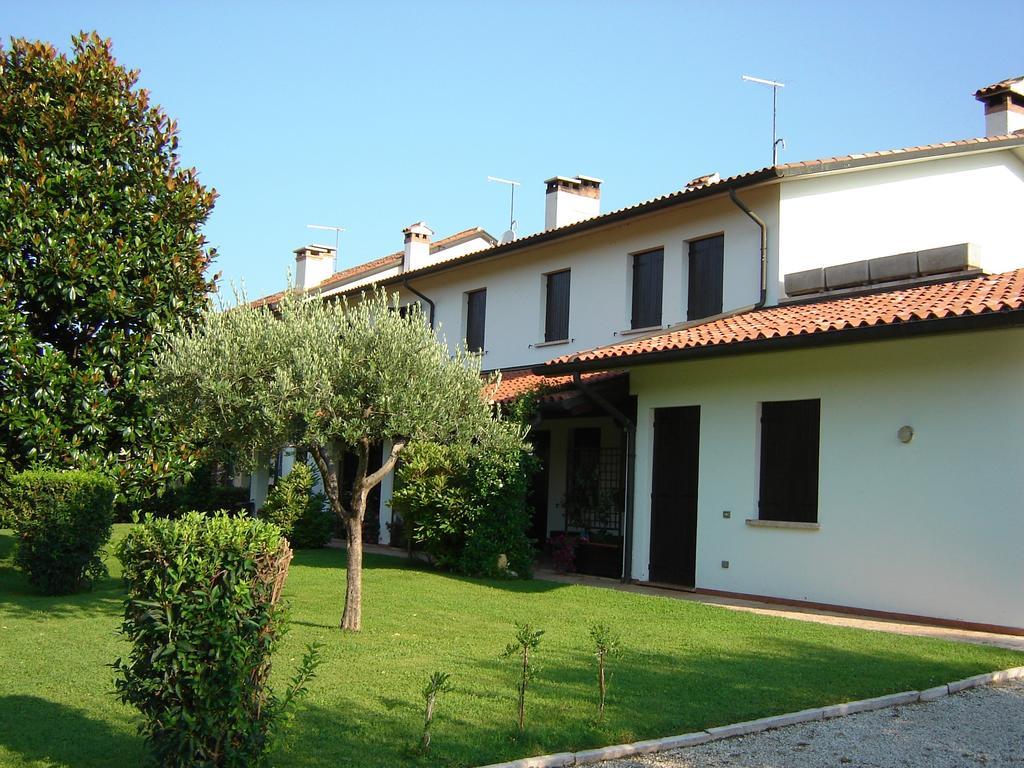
[475,666,1024,768]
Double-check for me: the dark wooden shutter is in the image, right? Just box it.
[758,399,820,523]
[544,270,571,342]
[687,235,724,321]
[466,289,486,352]
[631,249,664,329]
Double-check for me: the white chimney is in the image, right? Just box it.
[294,244,335,291]
[402,222,434,271]
[974,76,1024,137]
[544,175,602,230]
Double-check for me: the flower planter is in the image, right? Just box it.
[574,541,622,579]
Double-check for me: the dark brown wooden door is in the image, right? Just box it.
[649,406,700,586]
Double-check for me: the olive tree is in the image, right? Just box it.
[156,288,507,631]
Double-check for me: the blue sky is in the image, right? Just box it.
[3,1,1022,300]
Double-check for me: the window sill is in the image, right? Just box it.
[745,518,820,531]
[533,338,572,348]
[616,324,664,336]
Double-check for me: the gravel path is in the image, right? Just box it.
[599,680,1024,768]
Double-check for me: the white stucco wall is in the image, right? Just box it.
[778,150,1024,279]
[628,328,1024,629]
[250,451,271,511]
[377,439,395,544]
[394,186,780,372]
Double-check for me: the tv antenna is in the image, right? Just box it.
[742,75,786,166]
[306,223,345,270]
[487,176,521,244]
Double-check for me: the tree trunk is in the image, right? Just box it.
[341,514,363,631]
[311,439,406,633]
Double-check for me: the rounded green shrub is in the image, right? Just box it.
[260,463,333,549]
[392,422,536,579]
[114,512,319,768]
[7,469,114,594]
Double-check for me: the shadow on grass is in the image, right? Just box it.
[291,619,342,631]
[276,633,1015,768]
[293,545,567,595]
[0,695,143,767]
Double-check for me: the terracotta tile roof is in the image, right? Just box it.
[315,228,495,292]
[261,131,1024,306]
[484,368,624,403]
[374,167,778,289]
[543,269,1024,371]
[774,133,1024,173]
[975,76,1024,98]
[250,290,285,309]
[318,252,402,290]
[351,134,1024,291]
[249,227,495,306]
[432,227,498,250]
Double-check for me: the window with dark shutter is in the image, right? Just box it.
[465,288,486,353]
[544,270,571,342]
[687,235,724,321]
[631,248,664,329]
[758,399,820,523]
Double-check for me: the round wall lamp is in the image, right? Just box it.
[897,425,915,444]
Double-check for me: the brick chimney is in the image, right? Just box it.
[402,222,434,271]
[544,175,602,230]
[974,76,1024,136]
[294,244,335,291]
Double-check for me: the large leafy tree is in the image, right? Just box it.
[156,289,519,631]
[0,33,216,501]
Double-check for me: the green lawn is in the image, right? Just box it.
[1,526,1021,767]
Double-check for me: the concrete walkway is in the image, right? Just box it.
[355,541,1024,652]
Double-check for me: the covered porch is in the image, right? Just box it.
[507,369,635,579]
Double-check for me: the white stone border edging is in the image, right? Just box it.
[476,666,1024,768]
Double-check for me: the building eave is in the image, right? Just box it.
[536,309,1024,376]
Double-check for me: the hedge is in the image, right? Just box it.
[7,469,114,594]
